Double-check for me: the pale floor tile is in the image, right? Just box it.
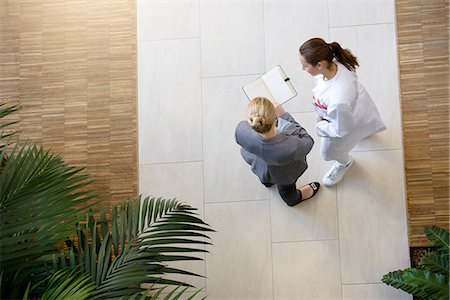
[200,1,265,77]
[270,183,338,242]
[331,23,402,151]
[205,201,273,299]
[272,240,342,300]
[264,1,329,113]
[328,0,395,27]
[139,162,204,218]
[138,39,202,164]
[137,1,199,41]
[156,247,206,291]
[342,283,412,300]
[139,162,206,288]
[270,112,338,242]
[338,150,410,284]
[202,76,269,203]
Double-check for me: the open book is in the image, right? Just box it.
[242,65,297,105]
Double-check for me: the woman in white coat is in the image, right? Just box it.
[299,38,386,186]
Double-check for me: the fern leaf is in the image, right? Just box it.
[425,226,449,254]
[403,269,449,300]
[381,270,431,298]
[421,252,449,276]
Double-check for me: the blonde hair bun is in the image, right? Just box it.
[247,97,277,134]
[249,115,265,127]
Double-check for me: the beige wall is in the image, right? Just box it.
[0,0,137,206]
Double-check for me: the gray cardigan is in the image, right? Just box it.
[235,112,314,185]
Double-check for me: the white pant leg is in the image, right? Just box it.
[320,128,368,163]
[320,137,352,163]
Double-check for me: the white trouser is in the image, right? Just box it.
[320,129,369,164]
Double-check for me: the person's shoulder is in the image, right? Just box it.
[336,62,357,80]
[236,120,252,135]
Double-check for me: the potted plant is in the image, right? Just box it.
[0,104,213,299]
[382,225,449,300]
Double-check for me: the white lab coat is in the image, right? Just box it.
[312,62,385,163]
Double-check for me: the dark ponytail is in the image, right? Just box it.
[299,38,359,72]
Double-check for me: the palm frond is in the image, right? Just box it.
[420,252,449,276]
[424,226,449,254]
[65,196,213,300]
[40,268,96,300]
[403,268,449,300]
[0,103,19,147]
[382,270,431,298]
[0,141,100,298]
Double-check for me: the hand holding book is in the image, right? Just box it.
[242,66,297,105]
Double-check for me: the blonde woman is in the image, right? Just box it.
[235,97,320,206]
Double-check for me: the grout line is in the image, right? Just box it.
[138,36,200,43]
[198,0,208,295]
[204,198,271,206]
[329,21,395,29]
[342,282,385,286]
[201,72,263,79]
[139,160,203,166]
[272,238,339,244]
[336,183,344,297]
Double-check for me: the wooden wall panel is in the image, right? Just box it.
[396,0,449,246]
[0,0,137,206]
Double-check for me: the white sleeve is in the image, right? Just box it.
[315,103,355,138]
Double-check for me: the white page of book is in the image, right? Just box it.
[261,66,295,103]
[242,79,274,101]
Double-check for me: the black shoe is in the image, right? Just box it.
[300,182,320,201]
[261,181,273,187]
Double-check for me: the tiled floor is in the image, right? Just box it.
[137,1,412,299]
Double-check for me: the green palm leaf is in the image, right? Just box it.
[425,226,449,254]
[40,268,96,300]
[0,103,101,299]
[421,252,449,276]
[67,197,213,299]
[1,104,213,299]
[403,269,449,300]
[382,270,431,298]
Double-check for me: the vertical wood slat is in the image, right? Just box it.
[0,0,137,207]
[396,0,449,246]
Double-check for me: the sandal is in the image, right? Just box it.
[300,182,320,201]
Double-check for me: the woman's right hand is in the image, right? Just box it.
[271,100,286,116]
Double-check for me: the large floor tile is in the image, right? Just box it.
[264,1,329,113]
[331,23,401,151]
[328,0,395,27]
[338,150,410,284]
[200,1,264,77]
[138,39,202,164]
[272,240,342,299]
[270,185,338,242]
[139,162,204,217]
[139,162,206,288]
[205,201,273,299]
[270,112,338,242]
[202,76,269,203]
[137,1,199,41]
[342,283,412,300]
